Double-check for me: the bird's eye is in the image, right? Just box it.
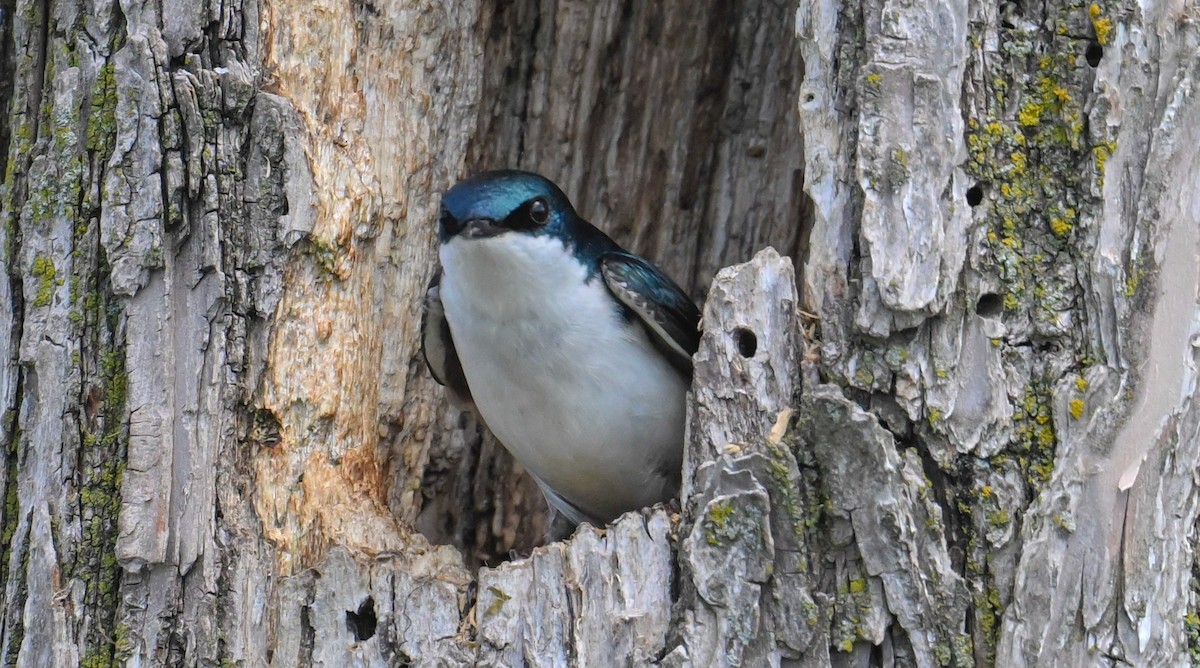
[529,197,550,225]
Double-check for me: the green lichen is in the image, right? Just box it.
[485,586,511,616]
[306,236,350,279]
[928,407,943,426]
[705,500,737,546]
[81,651,112,668]
[1093,140,1116,187]
[1124,255,1146,297]
[887,147,911,184]
[1187,558,1200,663]
[853,366,875,387]
[764,436,810,565]
[965,3,1106,337]
[1009,379,1058,486]
[87,63,118,155]
[0,414,20,592]
[68,233,129,666]
[961,3,1113,514]
[30,255,57,307]
[708,500,735,526]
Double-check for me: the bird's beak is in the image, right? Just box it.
[461,218,506,239]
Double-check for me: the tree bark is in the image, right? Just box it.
[1,0,1197,667]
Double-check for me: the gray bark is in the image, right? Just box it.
[1,0,1198,667]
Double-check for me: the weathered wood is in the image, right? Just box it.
[995,8,1200,659]
[799,0,1200,664]
[477,511,675,667]
[666,249,822,666]
[801,385,971,665]
[683,247,800,478]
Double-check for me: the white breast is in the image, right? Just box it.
[438,233,687,523]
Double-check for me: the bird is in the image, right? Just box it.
[421,170,701,527]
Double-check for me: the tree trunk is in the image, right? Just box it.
[1,0,1196,666]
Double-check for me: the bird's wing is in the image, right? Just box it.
[421,269,475,409]
[600,252,701,376]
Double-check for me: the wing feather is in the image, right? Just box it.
[421,270,474,409]
[600,253,701,376]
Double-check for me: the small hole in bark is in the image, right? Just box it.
[1085,41,1103,67]
[975,293,1004,318]
[734,328,758,358]
[346,596,377,641]
[966,184,984,206]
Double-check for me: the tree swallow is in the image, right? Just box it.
[422,170,701,526]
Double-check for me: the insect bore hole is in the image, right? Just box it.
[734,327,758,358]
[966,184,984,207]
[975,293,1005,318]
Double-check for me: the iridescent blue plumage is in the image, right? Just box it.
[437,170,700,362]
[440,171,572,242]
[423,170,701,526]
[439,171,627,275]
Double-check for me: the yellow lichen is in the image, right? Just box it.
[1093,17,1113,45]
[1018,102,1043,127]
[1010,151,1027,174]
[1069,399,1085,419]
[1038,425,1055,446]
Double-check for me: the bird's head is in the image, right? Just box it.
[439,170,579,243]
